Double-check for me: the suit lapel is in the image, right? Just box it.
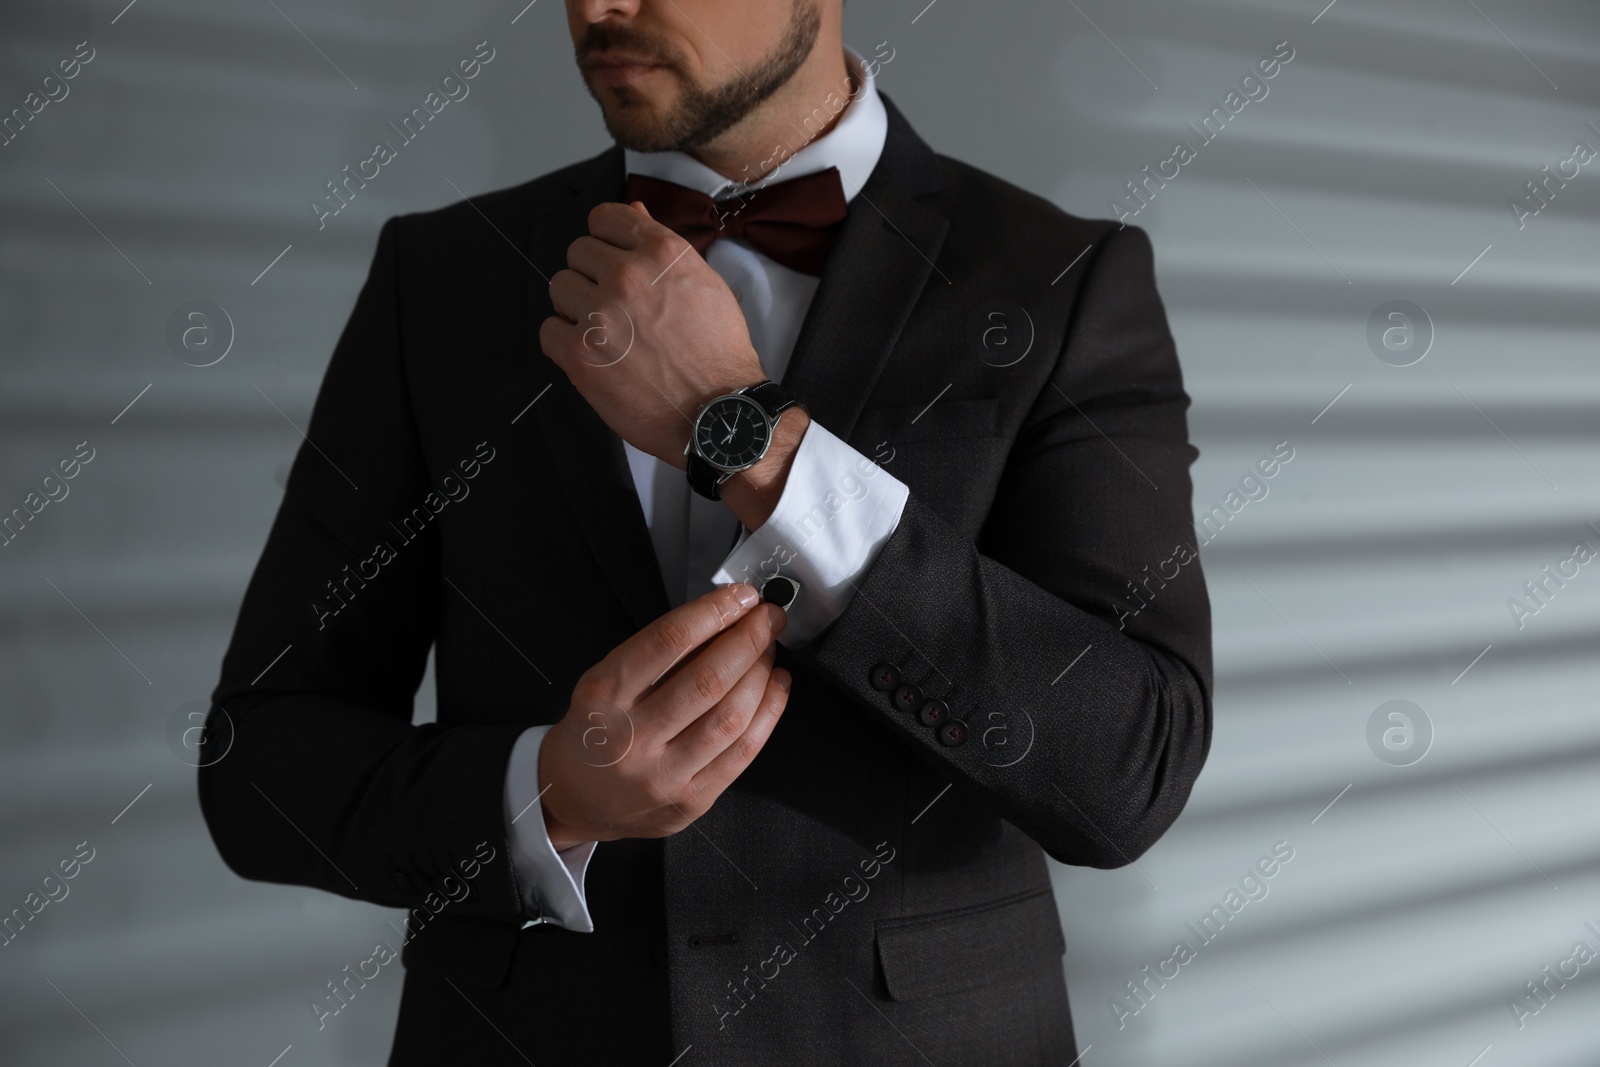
[777,92,949,441]
[523,92,948,634]
[526,145,673,634]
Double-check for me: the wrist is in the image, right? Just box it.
[537,726,584,852]
[719,406,809,531]
[542,805,582,853]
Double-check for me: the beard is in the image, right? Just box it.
[577,1,821,153]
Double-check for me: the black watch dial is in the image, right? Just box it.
[694,394,771,471]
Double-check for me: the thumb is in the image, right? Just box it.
[629,199,652,219]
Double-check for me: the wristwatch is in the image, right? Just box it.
[684,379,800,501]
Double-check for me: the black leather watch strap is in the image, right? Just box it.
[687,453,728,500]
[744,380,797,420]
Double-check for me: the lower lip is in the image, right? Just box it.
[590,63,663,86]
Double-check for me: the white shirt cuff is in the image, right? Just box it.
[711,419,909,647]
[503,724,597,932]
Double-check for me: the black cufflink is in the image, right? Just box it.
[759,574,800,613]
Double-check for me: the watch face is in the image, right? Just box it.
[694,395,771,471]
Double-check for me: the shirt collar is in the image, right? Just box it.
[622,44,886,205]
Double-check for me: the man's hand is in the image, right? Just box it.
[540,201,765,469]
[538,582,792,851]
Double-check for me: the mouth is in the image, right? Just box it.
[585,52,668,86]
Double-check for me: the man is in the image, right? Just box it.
[199,0,1213,1063]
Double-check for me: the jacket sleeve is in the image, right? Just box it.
[712,418,910,646]
[197,215,530,920]
[790,223,1214,869]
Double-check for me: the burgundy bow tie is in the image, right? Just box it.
[621,166,848,276]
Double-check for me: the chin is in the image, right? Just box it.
[601,108,682,153]
[583,84,648,135]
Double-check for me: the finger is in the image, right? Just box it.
[565,234,628,285]
[641,592,776,693]
[588,200,671,251]
[547,267,598,324]
[640,602,783,736]
[660,642,774,776]
[630,200,652,219]
[641,621,753,699]
[538,314,578,362]
[539,310,608,372]
[600,582,763,706]
[689,667,790,799]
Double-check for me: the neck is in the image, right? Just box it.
[687,43,855,183]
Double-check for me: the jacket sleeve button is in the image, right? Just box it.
[869,662,901,692]
[892,683,922,713]
[937,719,969,747]
[917,698,947,727]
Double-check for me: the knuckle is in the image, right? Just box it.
[573,672,614,712]
[650,232,682,259]
[732,730,763,765]
[685,774,718,811]
[617,262,646,293]
[637,775,666,809]
[713,702,745,742]
[692,660,726,704]
[650,748,674,786]
[654,615,693,660]
[746,613,772,654]
[682,780,713,816]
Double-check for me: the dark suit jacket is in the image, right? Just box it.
[200,92,1213,1066]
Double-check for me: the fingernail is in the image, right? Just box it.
[766,604,787,633]
[735,583,760,608]
[775,670,791,692]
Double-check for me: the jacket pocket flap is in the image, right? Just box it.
[874,885,1065,1001]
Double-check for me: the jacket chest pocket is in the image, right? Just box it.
[848,396,1007,533]
[853,396,1001,448]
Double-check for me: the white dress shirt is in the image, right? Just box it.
[501,45,909,932]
